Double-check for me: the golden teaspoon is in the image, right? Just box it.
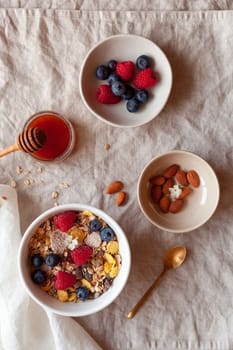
[127,246,187,319]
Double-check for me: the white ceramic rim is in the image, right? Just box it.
[137,150,220,233]
[79,34,173,128]
[18,204,131,316]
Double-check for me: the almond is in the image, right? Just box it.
[175,170,188,186]
[159,195,171,213]
[187,170,200,188]
[163,164,180,178]
[178,186,192,199]
[151,185,162,203]
[105,181,123,194]
[162,179,175,195]
[169,199,184,213]
[149,175,165,186]
[116,191,126,206]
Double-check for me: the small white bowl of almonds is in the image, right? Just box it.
[18,204,131,316]
[137,150,220,233]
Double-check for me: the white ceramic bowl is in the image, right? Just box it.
[137,150,220,233]
[79,34,172,128]
[18,204,131,316]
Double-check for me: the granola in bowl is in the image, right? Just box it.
[28,210,121,303]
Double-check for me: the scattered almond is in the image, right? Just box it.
[163,164,180,178]
[175,170,188,186]
[187,170,200,188]
[169,199,184,213]
[159,196,171,213]
[104,144,111,150]
[105,181,123,194]
[151,185,162,203]
[149,175,165,186]
[116,192,126,206]
[162,179,175,195]
[178,186,192,199]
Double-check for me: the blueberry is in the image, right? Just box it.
[135,89,149,103]
[111,81,126,96]
[121,85,135,100]
[126,98,140,113]
[108,73,121,85]
[136,55,151,70]
[100,227,115,242]
[108,59,117,71]
[31,269,46,285]
[45,253,60,267]
[89,219,102,231]
[96,65,110,80]
[77,287,89,301]
[31,254,43,267]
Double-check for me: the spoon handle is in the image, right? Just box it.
[0,143,19,157]
[127,269,167,319]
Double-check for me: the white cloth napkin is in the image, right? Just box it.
[0,185,102,350]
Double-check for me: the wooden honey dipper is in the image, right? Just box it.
[0,127,46,157]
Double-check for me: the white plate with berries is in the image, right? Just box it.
[79,34,172,128]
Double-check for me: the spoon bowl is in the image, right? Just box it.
[164,246,187,270]
[127,245,187,319]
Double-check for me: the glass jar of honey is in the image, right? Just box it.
[24,111,75,161]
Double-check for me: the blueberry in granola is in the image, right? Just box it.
[100,227,115,242]
[31,269,46,285]
[45,253,60,267]
[31,254,44,267]
[89,218,102,232]
[77,287,89,301]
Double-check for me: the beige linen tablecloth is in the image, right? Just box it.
[0,6,233,350]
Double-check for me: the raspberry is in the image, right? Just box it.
[116,61,135,81]
[55,271,76,290]
[53,211,76,232]
[133,68,157,89]
[71,246,93,266]
[96,84,121,104]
